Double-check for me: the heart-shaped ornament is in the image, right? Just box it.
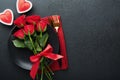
[0,9,14,25]
[16,0,33,13]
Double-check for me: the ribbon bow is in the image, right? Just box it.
[30,44,63,79]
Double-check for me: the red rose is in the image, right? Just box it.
[36,20,47,32]
[26,15,41,25]
[41,17,50,25]
[14,15,26,28]
[24,25,35,35]
[13,29,25,39]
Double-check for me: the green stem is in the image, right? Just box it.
[45,69,53,80]
[40,57,53,80]
[37,31,43,49]
[28,32,37,54]
[45,72,50,80]
[44,59,54,75]
[36,73,39,80]
[47,71,53,80]
[40,31,42,38]
[40,62,44,80]
[40,57,44,62]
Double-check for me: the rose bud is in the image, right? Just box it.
[36,20,47,32]
[24,25,35,35]
[13,29,25,39]
[26,15,41,25]
[14,15,26,28]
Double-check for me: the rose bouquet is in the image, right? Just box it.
[12,15,63,80]
[0,0,68,80]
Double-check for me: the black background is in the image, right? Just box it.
[0,0,120,80]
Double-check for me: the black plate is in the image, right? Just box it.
[8,26,59,70]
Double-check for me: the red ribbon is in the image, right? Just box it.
[29,44,63,79]
[48,15,68,70]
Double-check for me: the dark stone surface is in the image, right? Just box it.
[0,0,120,80]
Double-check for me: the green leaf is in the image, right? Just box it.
[43,26,47,32]
[32,32,37,38]
[12,39,25,48]
[36,45,42,52]
[34,40,42,52]
[24,39,33,51]
[39,33,49,48]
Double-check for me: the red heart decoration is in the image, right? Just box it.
[0,9,14,25]
[16,0,32,13]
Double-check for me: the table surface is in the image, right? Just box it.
[0,0,120,80]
